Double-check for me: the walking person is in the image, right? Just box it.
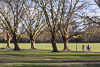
[87,44,91,51]
[82,45,85,51]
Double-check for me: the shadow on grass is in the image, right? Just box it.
[1,59,100,63]
[3,53,100,58]
[1,49,100,56]
[2,65,61,67]
[63,60,100,63]
[1,63,100,67]
[1,50,100,67]
[84,64,100,67]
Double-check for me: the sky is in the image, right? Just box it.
[86,0,100,17]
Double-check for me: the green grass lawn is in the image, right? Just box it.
[0,43,100,67]
[0,49,100,67]
[0,43,100,51]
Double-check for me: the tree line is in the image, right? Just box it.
[0,0,100,52]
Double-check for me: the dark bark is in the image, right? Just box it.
[13,39,20,50]
[51,33,58,52]
[30,35,35,49]
[63,37,70,50]
[30,39,35,49]
[6,33,10,48]
[13,35,20,50]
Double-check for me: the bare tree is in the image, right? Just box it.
[94,0,100,7]
[34,0,87,51]
[21,1,46,49]
[35,0,63,52]
[56,0,86,50]
[0,21,11,48]
[0,0,26,50]
[86,0,100,25]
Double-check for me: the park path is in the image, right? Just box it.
[2,48,100,53]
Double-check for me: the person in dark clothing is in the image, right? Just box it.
[87,44,90,51]
[82,45,85,51]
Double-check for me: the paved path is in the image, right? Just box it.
[2,48,100,53]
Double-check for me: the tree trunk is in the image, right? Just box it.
[6,37,10,48]
[13,38,20,50]
[51,33,58,52]
[6,33,10,48]
[63,37,70,50]
[30,39,35,49]
[30,35,35,49]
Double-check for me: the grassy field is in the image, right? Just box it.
[0,43,100,67]
[0,43,100,51]
[0,49,100,67]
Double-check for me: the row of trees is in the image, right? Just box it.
[1,24,100,43]
[0,0,100,52]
